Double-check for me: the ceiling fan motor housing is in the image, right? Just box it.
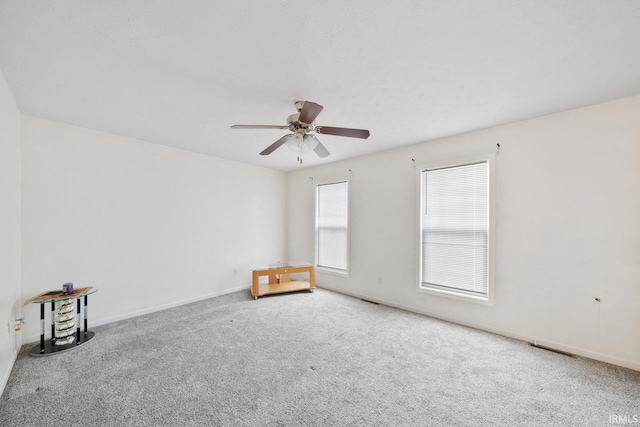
[287,113,315,133]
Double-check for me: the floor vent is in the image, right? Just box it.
[360,299,380,305]
[529,343,576,358]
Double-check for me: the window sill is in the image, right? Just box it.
[316,266,350,278]
[417,285,493,306]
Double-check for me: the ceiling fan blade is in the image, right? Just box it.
[298,101,324,124]
[231,125,289,130]
[316,126,370,139]
[260,134,292,156]
[313,140,330,158]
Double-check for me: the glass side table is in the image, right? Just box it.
[24,287,98,356]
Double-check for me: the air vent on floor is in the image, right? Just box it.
[529,342,576,357]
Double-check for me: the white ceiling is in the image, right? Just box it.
[1,1,639,172]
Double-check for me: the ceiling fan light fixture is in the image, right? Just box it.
[285,133,320,154]
[303,134,320,150]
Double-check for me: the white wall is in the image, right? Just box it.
[0,71,21,391]
[287,95,640,370]
[21,117,286,342]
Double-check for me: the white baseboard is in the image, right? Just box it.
[318,284,640,372]
[23,284,251,344]
[0,347,19,397]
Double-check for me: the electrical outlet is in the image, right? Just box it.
[233,269,238,276]
[378,276,383,284]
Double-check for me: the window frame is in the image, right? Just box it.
[416,155,495,305]
[315,178,351,277]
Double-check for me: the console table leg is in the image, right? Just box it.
[40,304,45,354]
[76,299,81,344]
[84,295,88,334]
[50,302,55,346]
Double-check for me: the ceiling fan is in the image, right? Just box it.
[231,101,370,163]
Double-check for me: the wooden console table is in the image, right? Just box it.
[251,265,315,299]
[24,286,97,356]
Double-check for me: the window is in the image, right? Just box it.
[419,159,492,301]
[316,180,349,274]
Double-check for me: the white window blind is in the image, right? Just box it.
[420,161,489,296]
[316,181,349,272]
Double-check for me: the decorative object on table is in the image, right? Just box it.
[62,282,74,294]
[24,286,98,356]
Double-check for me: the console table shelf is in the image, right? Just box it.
[251,265,315,299]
